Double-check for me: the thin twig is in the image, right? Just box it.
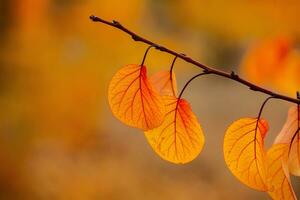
[89,15,300,105]
[178,72,211,99]
[254,96,276,154]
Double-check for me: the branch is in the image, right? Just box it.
[89,15,300,105]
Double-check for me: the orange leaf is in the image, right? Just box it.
[223,118,268,191]
[145,96,205,164]
[240,36,299,96]
[275,106,300,176]
[241,37,291,85]
[108,64,165,130]
[279,51,300,95]
[149,70,177,96]
[266,144,296,200]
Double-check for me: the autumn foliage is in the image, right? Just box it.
[107,38,300,199]
[4,0,300,199]
[108,59,205,164]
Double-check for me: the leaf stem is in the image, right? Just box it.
[141,45,154,66]
[257,97,276,121]
[178,72,211,99]
[170,55,177,73]
[254,96,276,138]
[170,56,178,96]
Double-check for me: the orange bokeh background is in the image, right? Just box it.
[0,0,299,199]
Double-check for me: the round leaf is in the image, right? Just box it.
[108,64,165,130]
[145,96,205,164]
[223,118,268,191]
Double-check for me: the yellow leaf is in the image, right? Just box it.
[266,144,296,200]
[149,70,177,96]
[108,64,165,130]
[223,118,268,191]
[288,136,300,177]
[145,96,204,164]
[275,106,300,176]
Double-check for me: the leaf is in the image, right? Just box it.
[266,144,296,200]
[149,70,177,96]
[275,106,299,144]
[240,36,299,96]
[108,64,165,130]
[275,106,300,176]
[223,118,269,191]
[279,51,300,95]
[145,96,205,164]
[241,37,291,85]
[288,134,300,177]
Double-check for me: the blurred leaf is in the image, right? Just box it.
[150,70,177,96]
[241,37,299,95]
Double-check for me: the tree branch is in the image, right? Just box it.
[89,15,300,104]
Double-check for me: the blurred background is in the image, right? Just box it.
[0,0,299,199]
